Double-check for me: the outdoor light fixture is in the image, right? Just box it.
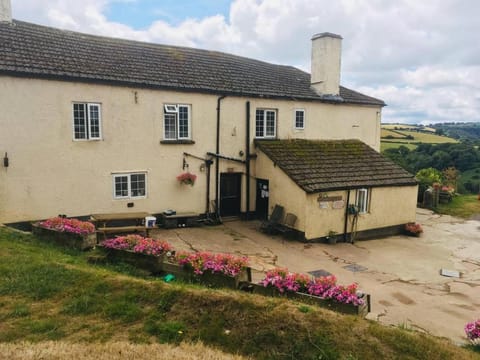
[3,152,8,167]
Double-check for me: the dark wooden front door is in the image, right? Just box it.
[256,178,269,220]
[220,173,242,217]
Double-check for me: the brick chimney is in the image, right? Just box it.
[0,0,11,22]
[311,32,343,96]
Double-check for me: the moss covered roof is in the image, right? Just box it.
[255,139,417,192]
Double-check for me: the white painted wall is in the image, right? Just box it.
[0,76,382,223]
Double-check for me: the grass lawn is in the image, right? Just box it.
[396,130,458,144]
[381,129,408,139]
[0,226,478,359]
[381,124,436,132]
[436,194,480,218]
[381,141,418,152]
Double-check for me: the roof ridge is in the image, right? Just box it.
[0,20,385,105]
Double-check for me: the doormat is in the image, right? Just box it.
[343,264,368,272]
[308,269,332,278]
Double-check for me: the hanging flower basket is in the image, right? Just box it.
[176,172,197,186]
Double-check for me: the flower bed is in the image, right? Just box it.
[171,251,251,289]
[465,319,480,345]
[256,268,369,316]
[405,222,423,237]
[100,235,173,273]
[32,217,96,250]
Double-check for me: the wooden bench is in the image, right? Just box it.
[91,212,152,240]
[97,225,148,234]
[159,212,200,229]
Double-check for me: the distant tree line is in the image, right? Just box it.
[432,123,480,141]
[384,143,480,194]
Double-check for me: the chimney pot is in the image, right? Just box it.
[311,32,343,96]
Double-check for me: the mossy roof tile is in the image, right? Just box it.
[255,139,417,192]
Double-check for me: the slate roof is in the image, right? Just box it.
[255,139,417,193]
[0,20,385,106]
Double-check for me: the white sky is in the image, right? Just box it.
[10,0,480,124]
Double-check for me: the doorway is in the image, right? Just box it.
[220,173,242,217]
[256,178,269,220]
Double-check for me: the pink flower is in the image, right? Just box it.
[465,319,480,344]
[38,217,95,235]
[176,172,197,186]
[259,268,365,305]
[102,235,172,257]
[175,251,248,277]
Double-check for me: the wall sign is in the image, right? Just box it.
[317,195,343,203]
[332,200,345,209]
[319,201,329,209]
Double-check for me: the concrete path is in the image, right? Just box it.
[151,208,480,343]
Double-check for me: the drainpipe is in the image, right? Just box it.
[343,189,351,242]
[245,101,251,220]
[215,95,226,217]
[205,159,213,214]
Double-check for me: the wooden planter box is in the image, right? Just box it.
[32,224,96,250]
[99,246,164,274]
[161,261,251,289]
[251,283,370,317]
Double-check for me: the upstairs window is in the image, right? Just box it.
[294,109,305,129]
[255,109,276,138]
[72,103,102,140]
[355,188,370,214]
[163,104,191,140]
[113,172,147,199]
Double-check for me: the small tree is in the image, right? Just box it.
[415,168,443,185]
[442,167,460,191]
[415,168,443,203]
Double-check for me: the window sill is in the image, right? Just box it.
[160,140,195,145]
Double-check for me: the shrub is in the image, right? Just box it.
[37,217,95,235]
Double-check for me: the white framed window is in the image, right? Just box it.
[72,103,102,140]
[294,109,305,130]
[255,109,276,138]
[355,188,370,214]
[163,104,191,140]
[113,172,147,199]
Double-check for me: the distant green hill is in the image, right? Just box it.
[380,124,457,152]
[432,123,480,141]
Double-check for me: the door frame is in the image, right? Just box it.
[219,172,242,217]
